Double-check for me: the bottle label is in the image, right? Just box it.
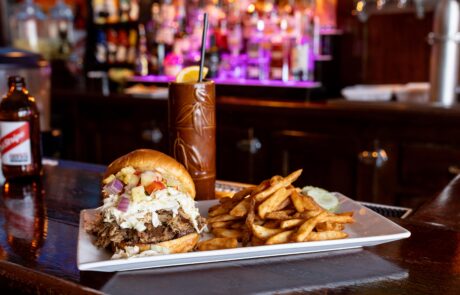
[0,122,32,166]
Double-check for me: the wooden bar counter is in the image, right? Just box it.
[0,160,459,294]
[52,89,460,208]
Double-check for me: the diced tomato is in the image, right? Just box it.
[145,181,166,194]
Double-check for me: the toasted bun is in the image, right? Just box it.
[104,149,195,198]
[119,233,200,254]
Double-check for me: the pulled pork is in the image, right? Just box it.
[87,209,205,250]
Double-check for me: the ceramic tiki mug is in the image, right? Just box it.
[168,81,216,200]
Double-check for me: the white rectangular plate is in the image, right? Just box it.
[77,194,410,272]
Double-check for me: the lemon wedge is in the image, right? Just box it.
[175,66,209,83]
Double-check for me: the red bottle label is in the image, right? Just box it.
[0,121,32,165]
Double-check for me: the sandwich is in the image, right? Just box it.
[87,149,206,258]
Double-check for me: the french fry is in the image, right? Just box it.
[215,191,235,199]
[315,222,332,232]
[156,233,200,254]
[230,221,245,229]
[207,214,240,223]
[210,220,234,229]
[270,175,283,186]
[290,189,320,212]
[212,228,243,240]
[251,224,283,240]
[251,235,265,246]
[316,222,346,232]
[300,192,323,211]
[208,203,223,212]
[262,220,281,229]
[273,196,292,211]
[253,169,303,202]
[251,179,271,196]
[230,198,251,217]
[245,197,257,234]
[334,223,345,231]
[197,238,238,251]
[258,187,293,218]
[208,199,239,217]
[324,214,354,224]
[265,210,296,220]
[293,210,323,220]
[231,186,256,202]
[280,218,304,229]
[290,189,306,212]
[265,230,295,245]
[305,231,348,241]
[292,211,328,242]
[240,224,252,246]
[206,169,353,249]
[208,205,231,217]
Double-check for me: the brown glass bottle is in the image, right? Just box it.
[0,76,42,179]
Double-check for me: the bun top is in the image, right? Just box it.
[104,149,196,198]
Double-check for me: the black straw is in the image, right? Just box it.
[198,13,209,82]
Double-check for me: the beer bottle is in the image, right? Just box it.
[0,76,42,179]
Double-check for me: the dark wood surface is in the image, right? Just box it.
[1,161,460,294]
[411,174,460,232]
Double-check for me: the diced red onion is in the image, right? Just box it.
[104,178,123,195]
[117,196,130,212]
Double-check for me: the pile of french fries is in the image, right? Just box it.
[196,169,354,251]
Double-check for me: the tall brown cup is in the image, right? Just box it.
[168,80,216,200]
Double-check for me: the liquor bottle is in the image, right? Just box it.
[227,23,242,57]
[270,40,284,80]
[119,0,130,22]
[0,76,42,180]
[291,4,315,81]
[129,0,140,22]
[116,30,128,63]
[205,35,220,78]
[2,178,46,262]
[105,0,119,24]
[95,30,107,63]
[311,14,321,58]
[291,35,313,81]
[246,20,269,80]
[93,0,108,24]
[106,29,118,64]
[126,29,137,64]
[215,19,228,53]
[155,0,176,46]
[135,24,149,76]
